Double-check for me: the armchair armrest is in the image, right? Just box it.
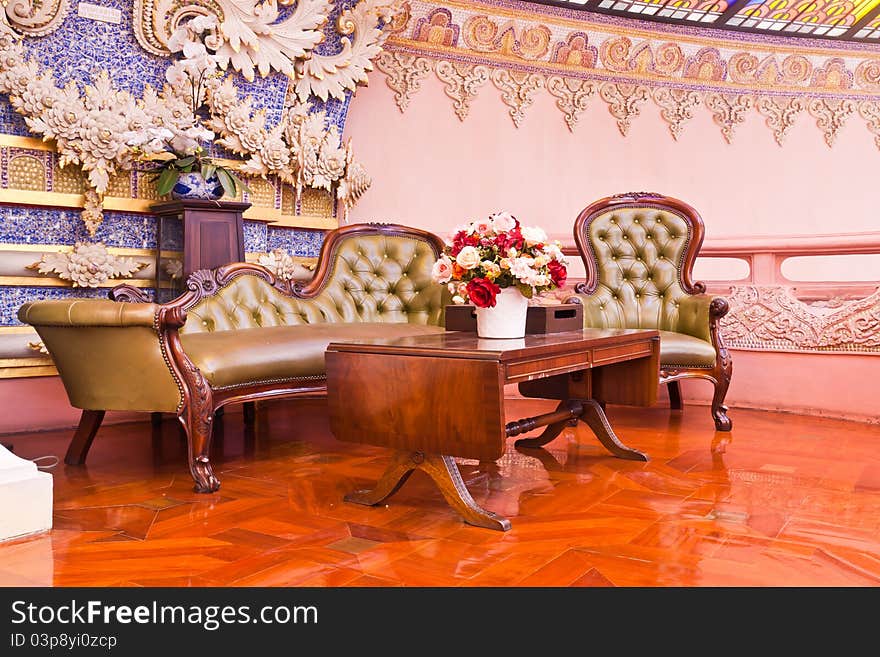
[17,299,183,413]
[674,294,729,344]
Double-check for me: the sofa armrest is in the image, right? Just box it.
[18,298,160,328]
[17,299,183,413]
[674,294,728,344]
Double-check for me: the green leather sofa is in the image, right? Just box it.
[18,223,451,492]
[566,192,733,431]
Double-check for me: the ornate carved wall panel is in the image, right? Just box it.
[721,285,880,354]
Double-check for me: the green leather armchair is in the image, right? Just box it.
[566,192,733,431]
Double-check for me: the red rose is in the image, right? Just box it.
[466,277,501,308]
[547,260,567,288]
[494,227,524,252]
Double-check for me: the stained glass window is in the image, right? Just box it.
[530,0,880,41]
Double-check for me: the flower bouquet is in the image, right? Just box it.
[432,212,568,338]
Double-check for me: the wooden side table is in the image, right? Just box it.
[152,200,251,302]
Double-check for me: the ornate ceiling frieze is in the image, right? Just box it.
[376,1,880,147]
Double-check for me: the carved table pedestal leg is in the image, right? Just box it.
[345,451,511,531]
[512,398,648,461]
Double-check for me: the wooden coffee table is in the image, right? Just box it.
[326,328,660,531]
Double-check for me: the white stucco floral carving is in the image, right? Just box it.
[206,79,370,206]
[135,0,332,82]
[28,243,147,287]
[257,248,312,281]
[294,0,402,101]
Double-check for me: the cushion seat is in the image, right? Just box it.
[658,330,716,367]
[181,322,447,389]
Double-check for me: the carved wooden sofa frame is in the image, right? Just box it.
[568,192,733,431]
[20,223,449,493]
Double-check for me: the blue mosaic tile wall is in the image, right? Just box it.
[267,227,326,256]
[0,204,325,253]
[243,220,267,254]
[0,207,157,249]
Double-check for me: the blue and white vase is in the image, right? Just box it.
[171,172,224,200]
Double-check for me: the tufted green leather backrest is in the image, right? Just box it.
[578,206,694,332]
[181,233,448,334]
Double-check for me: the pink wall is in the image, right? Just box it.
[344,71,880,241]
[0,377,142,435]
[344,70,880,424]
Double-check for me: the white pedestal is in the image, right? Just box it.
[0,445,52,542]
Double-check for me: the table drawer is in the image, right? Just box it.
[504,351,592,383]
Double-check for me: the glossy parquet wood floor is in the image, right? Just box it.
[2,398,880,587]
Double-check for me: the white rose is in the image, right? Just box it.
[521,226,548,246]
[452,295,465,304]
[473,219,492,235]
[455,245,481,270]
[543,243,565,262]
[432,255,453,283]
[491,211,516,233]
[508,256,537,282]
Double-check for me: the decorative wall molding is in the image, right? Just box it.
[546,76,596,132]
[377,1,880,147]
[434,60,489,121]
[490,69,545,127]
[375,51,434,112]
[807,98,857,147]
[755,96,806,146]
[722,285,880,354]
[293,0,403,102]
[859,100,880,150]
[653,87,702,141]
[704,93,754,144]
[599,82,649,136]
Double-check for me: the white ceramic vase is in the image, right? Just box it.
[475,286,528,338]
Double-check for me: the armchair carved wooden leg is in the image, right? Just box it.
[711,353,733,431]
[64,410,105,465]
[709,298,733,432]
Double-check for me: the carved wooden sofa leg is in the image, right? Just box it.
[162,306,221,493]
[243,401,256,424]
[64,410,105,465]
[176,389,220,493]
[667,381,683,410]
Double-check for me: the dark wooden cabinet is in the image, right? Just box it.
[153,200,251,302]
